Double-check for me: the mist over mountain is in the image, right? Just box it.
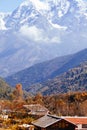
[0,0,87,77]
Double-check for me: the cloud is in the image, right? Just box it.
[19,25,61,44]
[19,25,43,41]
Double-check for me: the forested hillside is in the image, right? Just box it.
[43,91,87,116]
[0,78,12,99]
[0,90,87,117]
[28,61,87,95]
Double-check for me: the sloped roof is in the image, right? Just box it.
[65,117,87,125]
[23,104,49,115]
[23,104,48,112]
[32,114,61,128]
[32,114,76,128]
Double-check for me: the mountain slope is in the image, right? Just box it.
[5,48,87,89]
[0,77,12,99]
[0,0,87,77]
[28,61,87,95]
[52,48,87,77]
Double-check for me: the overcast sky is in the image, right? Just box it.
[0,0,24,12]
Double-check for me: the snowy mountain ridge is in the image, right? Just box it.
[20,0,87,19]
[1,0,87,31]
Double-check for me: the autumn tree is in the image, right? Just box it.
[34,92,44,105]
[13,83,23,101]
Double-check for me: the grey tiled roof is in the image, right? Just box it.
[23,104,49,115]
[23,104,48,112]
[32,114,61,128]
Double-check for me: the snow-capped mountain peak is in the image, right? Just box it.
[0,0,87,77]
[4,0,87,30]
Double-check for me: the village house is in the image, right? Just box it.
[64,117,87,130]
[32,114,77,130]
[23,104,49,116]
